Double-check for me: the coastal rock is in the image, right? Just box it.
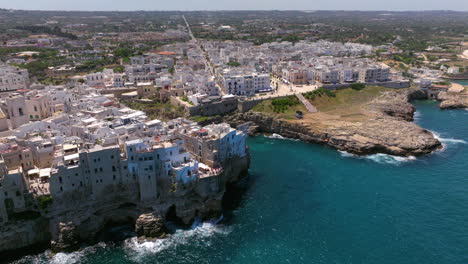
[438,91,468,109]
[135,212,166,239]
[227,89,442,157]
[51,222,79,252]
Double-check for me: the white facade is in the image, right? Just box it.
[0,65,29,92]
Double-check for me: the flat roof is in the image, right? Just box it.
[64,153,79,161]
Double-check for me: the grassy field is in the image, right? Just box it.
[312,86,391,113]
[251,86,398,130]
[251,96,307,120]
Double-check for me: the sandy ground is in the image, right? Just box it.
[449,82,466,93]
[249,76,318,100]
[459,49,468,60]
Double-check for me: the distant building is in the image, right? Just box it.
[0,64,29,92]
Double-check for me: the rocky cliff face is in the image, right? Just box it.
[227,89,442,157]
[135,212,166,239]
[438,91,468,109]
[0,155,250,257]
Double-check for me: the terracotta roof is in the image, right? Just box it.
[156,51,176,55]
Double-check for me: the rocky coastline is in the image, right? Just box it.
[0,155,249,260]
[226,89,442,157]
[438,91,468,109]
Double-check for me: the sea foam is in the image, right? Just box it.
[431,130,467,147]
[124,218,231,261]
[339,151,416,165]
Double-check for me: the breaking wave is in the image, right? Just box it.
[431,131,467,146]
[14,218,229,264]
[264,134,299,142]
[13,242,108,264]
[124,217,231,262]
[339,151,417,165]
[413,110,422,122]
[266,133,285,139]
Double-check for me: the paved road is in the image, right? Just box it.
[296,93,318,113]
[182,15,222,94]
[182,15,216,77]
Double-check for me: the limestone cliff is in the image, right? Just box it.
[0,155,249,256]
[438,91,468,109]
[227,89,442,157]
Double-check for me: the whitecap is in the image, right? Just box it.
[266,133,285,139]
[413,110,421,121]
[124,219,231,261]
[14,242,108,264]
[364,153,417,165]
[431,131,467,145]
[339,151,416,165]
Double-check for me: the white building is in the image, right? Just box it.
[0,64,29,92]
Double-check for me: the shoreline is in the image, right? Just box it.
[226,89,443,157]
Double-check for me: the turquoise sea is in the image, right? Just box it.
[13,99,468,264]
[454,80,468,86]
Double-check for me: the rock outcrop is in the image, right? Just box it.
[135,212,166,239]
[438,91,468,109]
[51,222,79,252]
[227,89,442,157]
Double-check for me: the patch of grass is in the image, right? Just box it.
[271,96,300,113]
[190,116,210,122]
[252,96,306,119]
[303,88,336,100]
[350,83,366,91]
[37,195,53,210]
[312,86,392,113]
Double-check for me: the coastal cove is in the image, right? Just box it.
[12,100,468,264]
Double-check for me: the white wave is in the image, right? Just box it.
[339,151,416,165]
[364,154,416,165]
[266,133,285,139]
[431,131,467,145]
[413,110,421,121]
[48,251,85,264]
[338,150,354,158]
[264,134,299,142]
[124,219,231,261]
[15,242,108,264]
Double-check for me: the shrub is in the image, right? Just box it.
[350,83,366,91]
[303,88,336,100]
[271,96,299,113]
[37,195,53,210]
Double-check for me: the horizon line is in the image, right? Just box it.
[2,8,468,12]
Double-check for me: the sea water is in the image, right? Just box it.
[12,101,468,264]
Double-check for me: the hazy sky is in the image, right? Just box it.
[1,0,467,11]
